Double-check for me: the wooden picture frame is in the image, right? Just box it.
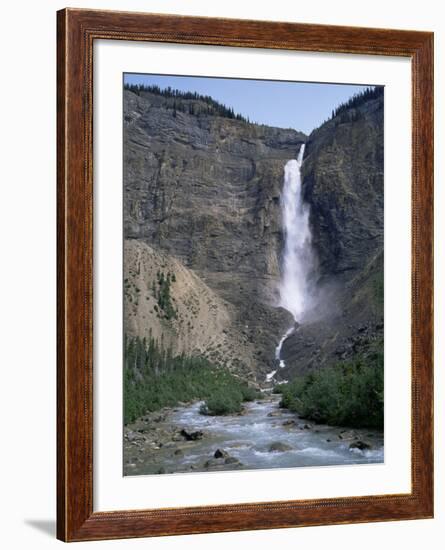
[57,8,434,542]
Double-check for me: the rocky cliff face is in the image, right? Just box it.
[123,87,383,382]
[124,89,304,378]
[303,93,383,281]
[279,90,384,379]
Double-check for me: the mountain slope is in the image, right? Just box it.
[124,239,257,380]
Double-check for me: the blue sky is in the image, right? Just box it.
[124,73,373,135]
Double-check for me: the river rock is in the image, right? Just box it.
[268,441,293,452]
[298,423,312,430]
[349,440,372,451]
[267,410,283,417]
[126,431,146,442]
[203,456,244,470]
[229,442,250,449]
[338,430,357,441]
[224,456,242,466]
[282,419,297,427]
[180,429,204,441]
[161,441,177,449]
[203,457,225,469]
[214,448,229,459]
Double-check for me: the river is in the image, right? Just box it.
[124,395,383,476]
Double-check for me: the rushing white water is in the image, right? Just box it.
[270,144,314,378]
[275,327,295,368]
[278,144,312,321]
[132,398,383,474]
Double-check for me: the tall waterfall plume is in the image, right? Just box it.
[278,143,313,321]
[270,143,315,378]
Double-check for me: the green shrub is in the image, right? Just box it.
[151,271,177,320]
[199,381,261,416]
[200,389,243,416]
[240,383,260,402]
[280,340,383,429]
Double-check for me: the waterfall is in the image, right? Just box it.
[275,327,295,368]
[278,144,312,320]
[270,144,314,378]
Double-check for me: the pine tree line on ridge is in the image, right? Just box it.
[124,82,250,122]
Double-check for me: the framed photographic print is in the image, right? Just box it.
[57,8,434,542]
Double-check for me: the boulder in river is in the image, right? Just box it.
[224,456,242,465]
[180,429,204,441]
[339,430,357,440]
[349,440,372,451]
[268,441,293,452]
[282,419,297,427]
[214,448,229,459]
[206,458,243,469]
[203,457,225,469]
